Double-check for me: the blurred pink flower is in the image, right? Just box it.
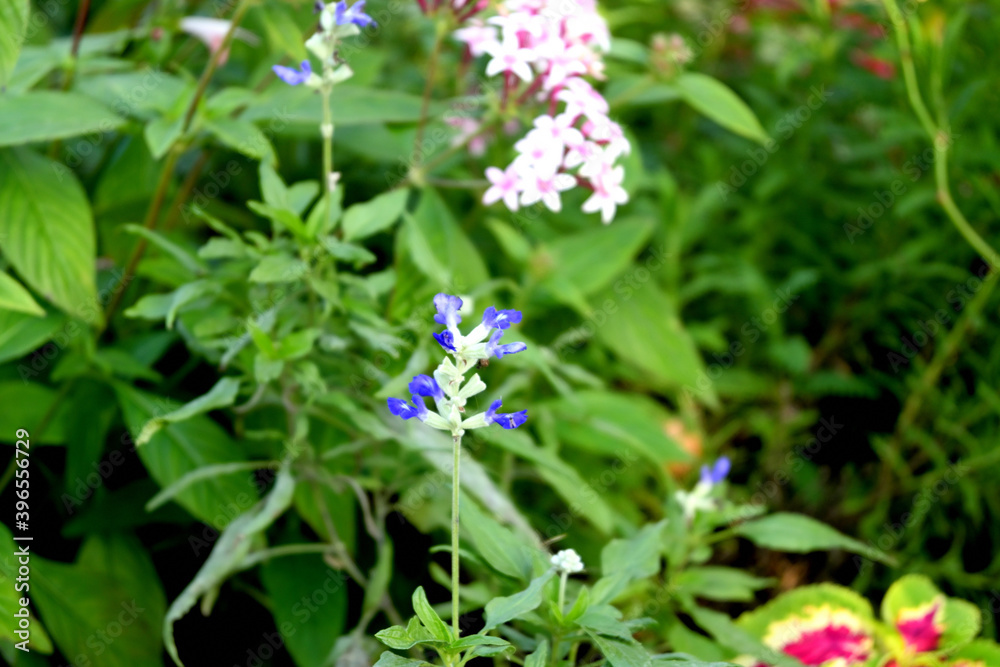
[179,17,259,64]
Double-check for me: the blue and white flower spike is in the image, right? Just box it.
[676,455,730,521]
[272,60,315,86]
[388,293,527,437]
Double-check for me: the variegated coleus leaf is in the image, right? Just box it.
[946,639,1000,667]
[735,584,879,666]
[881,574,980,657]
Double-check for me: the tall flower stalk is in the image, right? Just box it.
[272,0,375,231]
[388,294,528,635]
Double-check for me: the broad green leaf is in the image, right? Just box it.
[146,461,269,512]
[526,640,549,667]
[114,384,257,524]
[734,513,893,564]
[689,604,803,667]
[74,70,190,117]
[249,254,309,283]
[546,391,688,466]
[144,115,183,159]
[259,161,290,210]
[0,271,43,316]
[122,224,206,276]
[0,91,125,146]
[0,148,98,322]
[0,382,68,445]
[476,428,616,535]
[674,567,774,602]
[374,652,431,667]
[577,606,636,641]
[399,188,488,291]
[0,0,29,85]
[163,466,296,666]
[592,521,665,605]
[30,533,166,667]
[342,188,409,241]
[243,84,446,131]
[136,377,241,445]
[261,553,348,667]
[206,118,276,164]
[0,309,63,365]
[375,616,444,651]
[532,219,653,309]
[585,630,652,667]
[593,282,712,401]
[483,570,555,631]
[459,494,538,581]
[674,73,769,144]
[412,587,453,642]
[63,380,116,491]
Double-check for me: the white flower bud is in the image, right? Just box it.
[551,548,584,574]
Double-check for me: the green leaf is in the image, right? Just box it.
[476,428,616,535]
[362,538,394,618]
[525,639,549,667]
[0,309,62,364]
[734,513,893,564]
[321,237,377,267]
[0,0,29,85]
[674,567,774,602]
[483,570,555,631]
[114,384,257,524]
[243,84,445,129]
[163,466,296,666]
[546,391,689,467]
[374,652,431,667]
[122,224,206,276]
[375,616,444,650]
[533,219,653,309]
[0,91,126,146]
[585,630,653,667]
[412,587,453,642]
[399,189,488,290]
[0,381,68,445]
[0,271,44,316]
[144,115,183,159]
[674,73,769,144]
[577,606,636,641]
[0,148,98,322]
[342,188,409,241]
[592,521,665,605]
[136,377,241,446]
[593,282,711,400]
[689,604,803,667]
[206,118,276,164]
[30,532,166,667]
[459,495,538,581]
[261,554,348,667]
[249,254,309,283]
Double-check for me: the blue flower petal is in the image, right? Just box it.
[433,293,463,328]
[272,60,312,86]
[432,330,456,352]
[409,374,443,399]
[482,306,523,330]
[485,398,527,429]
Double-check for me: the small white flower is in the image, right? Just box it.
[551,548,584,574]
[179,17,258,65]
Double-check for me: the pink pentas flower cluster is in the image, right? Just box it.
[455,0,630,224]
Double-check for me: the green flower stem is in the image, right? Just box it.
[451,431,462,637]
[321,88,335,230]
[880,0,999,262]
[558,572,568,616]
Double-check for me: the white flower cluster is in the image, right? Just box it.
[456,0,630,224]
[551,548,585,574]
